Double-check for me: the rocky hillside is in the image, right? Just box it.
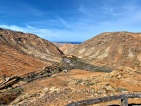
[0,38,50,76]
[1,29,141,106]
[54,42,78,55]
[10,67,141,106]
[0,28,63,62]
[0,28,64,76]
[72,32,141,71]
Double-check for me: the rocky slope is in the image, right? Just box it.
[10,67,141,106]
[54,42,78,55]
[0,39,51,76]
[0,28,65,105]
[0,29,141,106]
[0,28,63,62]
[0,28,64,76]
[72,32,141,71]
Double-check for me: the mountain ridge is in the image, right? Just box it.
[0,30,141,105]
[0,28,63,62]
[68,31,141,71]
[0,28,64,76]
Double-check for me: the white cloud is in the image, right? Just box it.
[78,4,95,17]
[1,1,141,42]
[79,4,87,14]
[0,25,24,31]
[0,24,95,42]
[0,24,60,40]
[24,6,47,16]
[56,16,71,28]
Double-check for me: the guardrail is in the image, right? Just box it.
[67,93,141,106]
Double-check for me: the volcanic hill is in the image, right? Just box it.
[0,28,63,62]
[0,28,63,76]
[71,32,141,71]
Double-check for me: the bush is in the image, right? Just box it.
[7,87,24,93]
[115,87,127,92]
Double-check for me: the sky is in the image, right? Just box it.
[0,0,141,42]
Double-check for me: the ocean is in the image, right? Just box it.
[56,42,82,44]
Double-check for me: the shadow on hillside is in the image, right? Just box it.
[109,104,141,106]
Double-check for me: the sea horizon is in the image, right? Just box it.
[54,41,82,44]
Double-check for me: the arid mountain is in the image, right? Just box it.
[54,42,78,55]
[0,29,141,106]
[72,32,141,71]
[0,28,64,76]
[0,28,63,62]
[0,39,50,76]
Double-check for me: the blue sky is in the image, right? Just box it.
[0,0,141,42]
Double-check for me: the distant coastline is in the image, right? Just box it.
[55,42,82,44]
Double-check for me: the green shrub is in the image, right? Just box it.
[7,87,24,93]
[115,87,127,92]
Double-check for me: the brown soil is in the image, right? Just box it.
[0,41,50,77]
[10,67,141,106]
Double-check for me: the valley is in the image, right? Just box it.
[0,29,141,106]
